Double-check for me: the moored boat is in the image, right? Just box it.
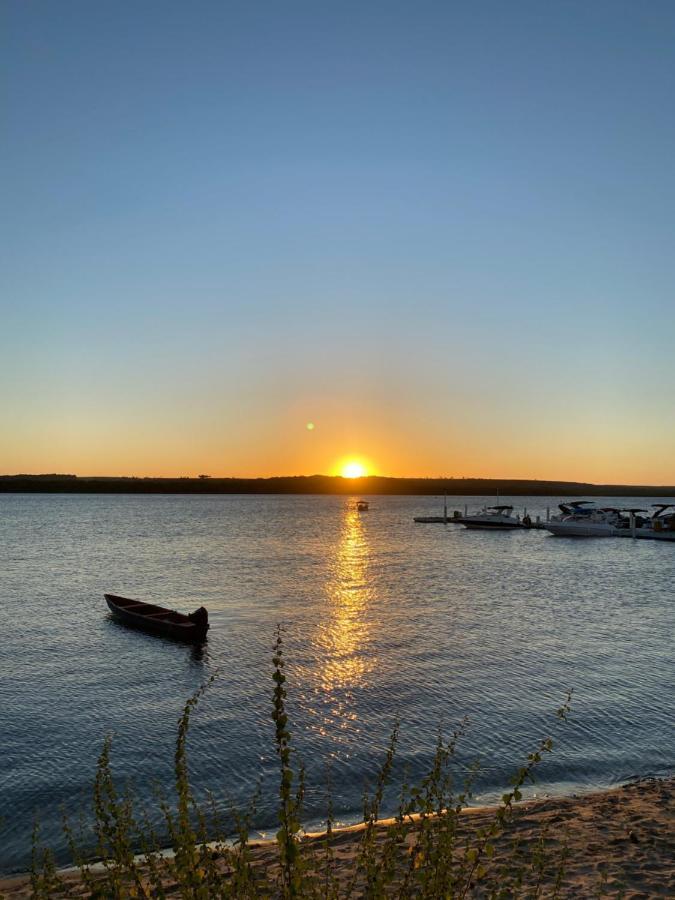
[453,505,525,530]
[104,593,209,642]
[648,504,675,536]
[622,504,675,541]
[545,501,620,537]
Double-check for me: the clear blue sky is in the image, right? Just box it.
[3,1,675,481]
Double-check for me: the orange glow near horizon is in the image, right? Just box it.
[3,411,675,485]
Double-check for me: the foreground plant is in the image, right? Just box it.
[272,625,306,898]
[30,633,572,898]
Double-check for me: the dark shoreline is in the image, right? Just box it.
[2,474,675,497]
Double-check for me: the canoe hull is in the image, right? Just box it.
[104,594,209,643]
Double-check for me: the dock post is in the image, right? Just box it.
[464,504,468,516]
[546,507,550,522]
[444,495,448,524]
[630,512,636,539]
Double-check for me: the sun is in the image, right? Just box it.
[341,460,367,479]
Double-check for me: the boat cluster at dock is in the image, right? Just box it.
[414,501,675,541]
[546,501,675,540]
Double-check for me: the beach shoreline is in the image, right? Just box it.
[3,777,672,897]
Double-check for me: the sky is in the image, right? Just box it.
[3,0,675,482]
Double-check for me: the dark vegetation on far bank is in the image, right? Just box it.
[2,474,675,497]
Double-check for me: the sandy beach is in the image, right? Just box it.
[2,777,672,898]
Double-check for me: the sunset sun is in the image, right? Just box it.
[341,460,367,479]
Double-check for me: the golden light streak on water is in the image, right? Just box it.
[317,504,376,696]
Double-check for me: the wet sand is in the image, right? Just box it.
[2,778,672,897]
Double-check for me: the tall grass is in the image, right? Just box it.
[30,632,572,898]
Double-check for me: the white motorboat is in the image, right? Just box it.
[453,505,525,530]
[545,501,623,537]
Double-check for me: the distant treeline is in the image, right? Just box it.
[1,474,674,497]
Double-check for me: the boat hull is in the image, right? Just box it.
[616,528,675,541]
[456,518,525,530]
[104,594,208,642]
[546,522,675,540]
[545,522,615,537]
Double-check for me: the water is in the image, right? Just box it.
[1,493,674,874]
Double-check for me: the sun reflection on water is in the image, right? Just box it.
[298,502,379,743]
[317,504,376,695]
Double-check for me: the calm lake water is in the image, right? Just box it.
[1,493,674,873]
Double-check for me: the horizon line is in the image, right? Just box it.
[3,473,675,490]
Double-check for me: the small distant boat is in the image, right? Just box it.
[104,593,209,642]
[453,505,525,530]
[356,500,369,511]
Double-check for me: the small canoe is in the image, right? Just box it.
[104,593,209,642]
